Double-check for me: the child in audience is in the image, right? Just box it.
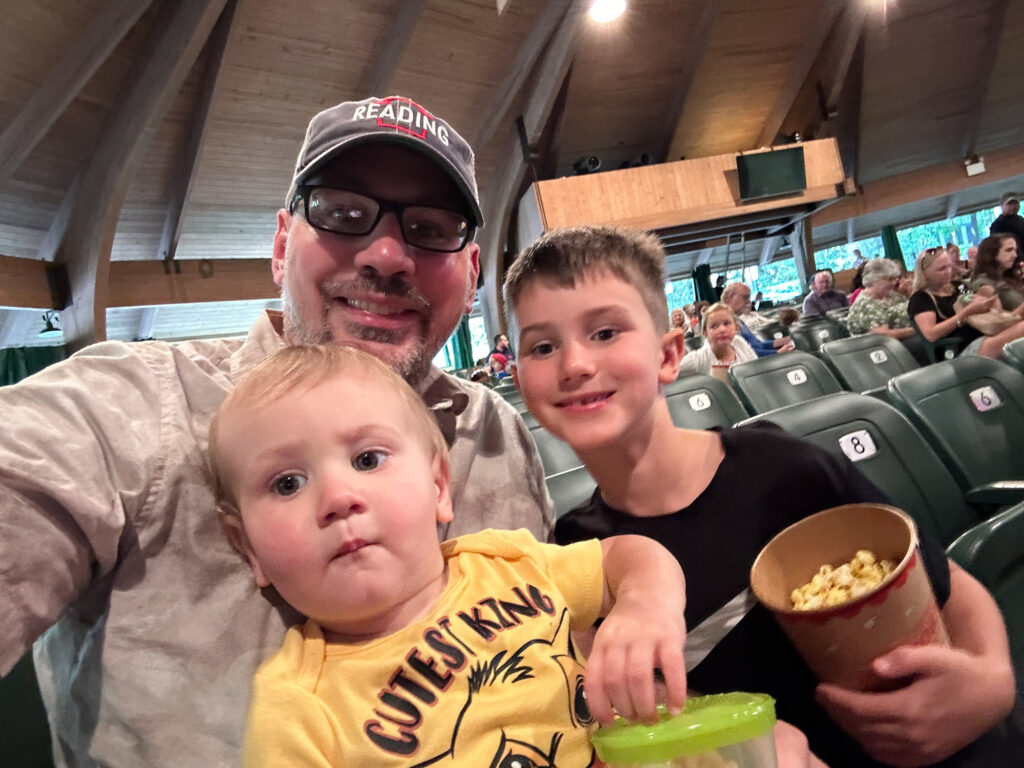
[505,226,1019,768]
[209,344,687,767]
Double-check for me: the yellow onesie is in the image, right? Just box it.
[242,528,605,767]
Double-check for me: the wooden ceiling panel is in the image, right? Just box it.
[975,0,1024,155]
[186,0,402,210]
[666,0,822,161]
[857,0,998,183]
[391,0,549,140]
[555,0,703,173]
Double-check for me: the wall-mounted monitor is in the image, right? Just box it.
[737,146,807,202]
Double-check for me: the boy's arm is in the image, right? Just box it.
[816,561,1016,766]
[585,535,687,727]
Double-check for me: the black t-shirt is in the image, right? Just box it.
[907,289,983,350]
[555,423,980,768]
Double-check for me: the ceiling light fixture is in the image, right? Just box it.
[39,310,62,338]
[588,0,626,23]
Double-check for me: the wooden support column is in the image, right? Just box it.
[56,0,229,351]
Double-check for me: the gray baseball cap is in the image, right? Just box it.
[287,95,483,227]
[1001,191,1020,205]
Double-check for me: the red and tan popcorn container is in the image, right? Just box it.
[750,503,949,691]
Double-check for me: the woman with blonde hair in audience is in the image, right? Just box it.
[969,234,1024,311]
[847,259,914,341]
[908,246,1024,358]
[678,302,756,380]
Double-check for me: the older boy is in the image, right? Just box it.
[505,226,1018,768]
[209,344,687,766]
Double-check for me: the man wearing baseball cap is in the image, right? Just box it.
[990,191,1024,267]
[0,96,553,767]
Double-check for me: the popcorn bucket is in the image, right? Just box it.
[750,504,949,691]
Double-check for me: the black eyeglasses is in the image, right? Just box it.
[290,185,474,253]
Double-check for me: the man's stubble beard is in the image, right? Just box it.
[280,275,468,387]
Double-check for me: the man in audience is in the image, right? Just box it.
[802,270,850,316]
[0,95,554,767]
[488,332,515,362]
[723,282,793,356]
[967,244,980,273]
[991,192,1024,266]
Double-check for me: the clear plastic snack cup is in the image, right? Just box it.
[591,692,777,768]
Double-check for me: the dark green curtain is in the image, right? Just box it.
[880,225,905,267]
[692,264,716,302]
[0,346,66,386]
[449,316,474,370]
[0,345,64,766]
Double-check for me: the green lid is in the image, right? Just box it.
[590,693,776,764]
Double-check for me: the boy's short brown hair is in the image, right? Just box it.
[209,344,448,513]
[503,226,669,334]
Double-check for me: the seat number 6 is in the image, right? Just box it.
[969,386,1002,412]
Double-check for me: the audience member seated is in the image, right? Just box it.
[846,259,914,342]
[691,300,711,336]
[969,234,1024,311]
[468,367,491,384]
[908,246,1024,359]
[677,302,757,383]
[802,270,850,316]
[723,282,794,355]
[670,307,690,331]
[847,261,868,304]
[778,307,800,332]
[738,301,775,331]
[488,352,511,379]
[753,290,773,311]
[989,190,1024,261]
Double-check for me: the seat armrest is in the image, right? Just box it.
[964,481,1024,508]
[947,501,1024,586]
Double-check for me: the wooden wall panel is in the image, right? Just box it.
[532,138,843,232]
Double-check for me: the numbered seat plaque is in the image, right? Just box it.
[838,430,877,462]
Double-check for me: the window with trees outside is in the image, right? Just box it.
[712,258,803,304]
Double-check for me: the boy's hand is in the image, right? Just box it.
[815,643,1011,766]
[585,600,686,727]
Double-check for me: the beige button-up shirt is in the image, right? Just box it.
[0,313,553,767]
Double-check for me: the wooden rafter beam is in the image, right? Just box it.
[474,0,570,150]
[478,0,587,336]
[756,0,843,148]
[356,0,426,97]
[106,259,276,307]
[825,1,871,108]
[960,0,1011,158]
[56,0,229,350]
[658,0,722,163]
[158,0,237,263]
[812,142,1024,228]
[0,0,153,187]
[0,256,276,310]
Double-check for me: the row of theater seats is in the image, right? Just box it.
[501,355,1024,683]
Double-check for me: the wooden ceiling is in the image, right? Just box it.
[2,0,1023,348]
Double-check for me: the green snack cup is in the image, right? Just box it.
[591,693,777,768]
